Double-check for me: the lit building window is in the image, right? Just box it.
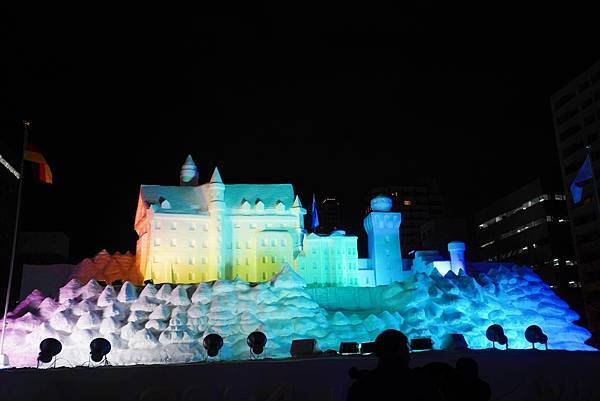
[189,257,195,265]
[171,222,177,230]
[189,240,196,248]
[154,238,161,247]
[404,200,412,206]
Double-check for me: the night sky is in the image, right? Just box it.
[2,4,600,261]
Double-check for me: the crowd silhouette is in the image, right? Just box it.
[347,329,491,401]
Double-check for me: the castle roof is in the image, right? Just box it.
[140,183,296,215]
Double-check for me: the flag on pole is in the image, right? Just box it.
[24,144,53,184]
[570,154,593,203]
[311,193,319,232]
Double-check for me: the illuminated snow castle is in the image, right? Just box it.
[134,156,420,287]
[2,156,595,369]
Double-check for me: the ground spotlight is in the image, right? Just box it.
[38,338,62,367]
[339,342,359,355]
[90,338,111,365]
[359,341,376,355]
[410,337,433,352]
[247,331,267,357]
[525,325,548,350]
[203,333,223,358]
[486,324,508,349]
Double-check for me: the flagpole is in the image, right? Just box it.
[586,145,600,218]
[0,121,29,368]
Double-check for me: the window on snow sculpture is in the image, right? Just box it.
[271,256,276,263]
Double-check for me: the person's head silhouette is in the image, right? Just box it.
[456,357,479,379]
[374,329,409,367]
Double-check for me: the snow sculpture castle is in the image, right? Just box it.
[133,156,458,287]
[134,156,306,284]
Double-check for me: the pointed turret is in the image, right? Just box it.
[180,155,199,186]
[210,166,223,184]
[292,195,303,208]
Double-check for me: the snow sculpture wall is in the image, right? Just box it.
[297,231,359,286]
[2,262,593,368]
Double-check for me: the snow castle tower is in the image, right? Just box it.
[180,154,199,186]
[363,195,403,285]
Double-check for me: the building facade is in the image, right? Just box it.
[133,157,412,287]
[297,231,359,286]
[369,179,445,257]
[134,157,306,284]
[552,59,600,342]
[474,178,579,299]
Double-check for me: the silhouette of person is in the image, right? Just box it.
[455,357,491,401]
[347,330,438,401]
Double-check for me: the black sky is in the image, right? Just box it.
[2,4,600,261]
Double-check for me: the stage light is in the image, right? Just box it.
[247,331,267,357]
[486,324,508,349]
[410,337,433,352]
[90,338,111,365]
[290,339,318,357]
[441,334,468,350]
[359,342,376,355]
[525,325,548,350]
[203,333,223,358]
[38,338,62,367]
[339,342,359,355]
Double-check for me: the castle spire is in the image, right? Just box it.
[292,194,302,208]
[210,166,223,184]
[180,155,198,186]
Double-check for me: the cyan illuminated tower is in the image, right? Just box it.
[363,195,403,285]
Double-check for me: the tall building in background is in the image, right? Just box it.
[368,178,445,257]
[474,178,580,309]
[318,196,343,233]
[420,218,469,254]
[552,59,600,343]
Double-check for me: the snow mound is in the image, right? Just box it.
[1,263,594,368]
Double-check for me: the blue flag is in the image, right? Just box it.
[570,154,593,203]
[311,194,319,231]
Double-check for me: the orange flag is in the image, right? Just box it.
[24,144,53,184]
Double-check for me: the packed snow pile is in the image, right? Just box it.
[72,250,141,286]
[1,263,594,367]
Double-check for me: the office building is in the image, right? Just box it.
[552,59,600,343]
